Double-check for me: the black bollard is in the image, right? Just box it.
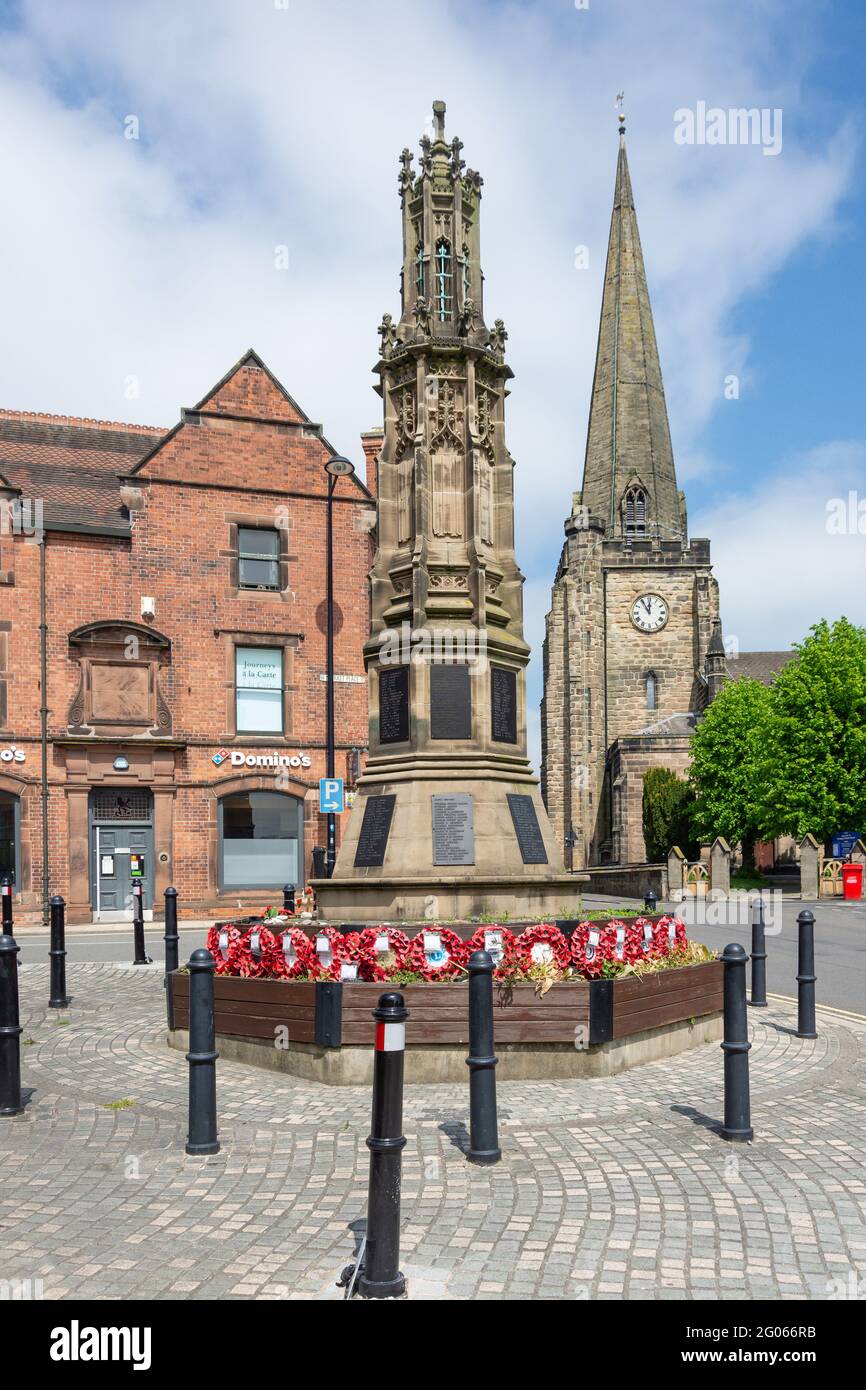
[796,909,817,1039]
[0,932,23,1116]
[282,884,296,915]
[466,950,501,1164]
[644,888,658,915]
[48,895,70,1010]
[749,897,768,1008]
[131,881,152,966]
[164,887,179,1028]
[1,877,12,933]
[721,942,753,1141]
[185,948,220,1156]
[357,991,408,1299]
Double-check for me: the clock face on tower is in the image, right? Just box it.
[630,593,669,633]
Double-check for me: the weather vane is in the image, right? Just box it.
[616,92,625,130]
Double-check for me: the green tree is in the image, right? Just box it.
[642,768,698,862]
[760,617,866,842]
[689,677,772,868]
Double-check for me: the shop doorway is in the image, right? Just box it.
[89,789,154,921]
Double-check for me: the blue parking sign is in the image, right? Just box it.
[319,778,345,814]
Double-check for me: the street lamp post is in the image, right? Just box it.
[564,826,577,874]
[323,455,355,877]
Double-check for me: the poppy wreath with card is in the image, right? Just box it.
[654,915,687,954]
[230,925,279,979]
[515,922,571,972]
[271,926,316,979]
[206,922,243,976]
[466,925,518,976]
[570,922,617,979]
[405,926,468,980]
[309,925,349,980]
[352,926,412,981]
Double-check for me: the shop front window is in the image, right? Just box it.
[219,791,303,890]
[0,792,19,885]
[235,646,283,733]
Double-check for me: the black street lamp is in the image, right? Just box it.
[323,455,355,877]
[565,825,578,874]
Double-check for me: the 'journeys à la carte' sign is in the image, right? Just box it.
[212,749,312,770]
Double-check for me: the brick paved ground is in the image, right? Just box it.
[2,963,865,1301]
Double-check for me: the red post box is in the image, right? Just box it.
[842,863,863,900]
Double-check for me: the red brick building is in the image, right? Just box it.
[0,350,378,923]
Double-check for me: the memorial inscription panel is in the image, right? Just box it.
[354,794,397,868]
[378,666,409,745]
[506,793,548,865]
[491,665,517,744]
[432,793,475,866]
[430,663,471,740]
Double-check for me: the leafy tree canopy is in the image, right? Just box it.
[760,617,866,841]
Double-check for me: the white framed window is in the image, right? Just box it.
[235,646,283,733]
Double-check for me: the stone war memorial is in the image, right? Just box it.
[166,105,726,1088]
[314,101,581,924]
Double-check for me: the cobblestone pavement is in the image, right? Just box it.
[2,964,865,1301]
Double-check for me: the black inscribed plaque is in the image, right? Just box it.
[506,793,549,865]
[378,666,409,744]
[491,665,517,744]
[354,794,397,868]
[430,664,471,740]
[432,793,475,866]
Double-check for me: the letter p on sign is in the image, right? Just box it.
[319,778,345,814]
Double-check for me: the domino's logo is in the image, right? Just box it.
[212,749,230,766]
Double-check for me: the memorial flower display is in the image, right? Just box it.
[202,916,698,984]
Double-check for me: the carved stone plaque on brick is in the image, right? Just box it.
[354,794,397,868]
[378,666,409,744]
[430,663,471,740]
[90,663,150,723]
[432,793,474,866]
[491,665,517,744]
[507,793,548,865]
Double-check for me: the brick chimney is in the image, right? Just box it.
[360,429,383,498]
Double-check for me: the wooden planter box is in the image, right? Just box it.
[169,960,722,1049]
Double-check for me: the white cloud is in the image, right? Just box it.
[691,441,866,652]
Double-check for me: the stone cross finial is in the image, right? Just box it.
[398,148,414,195]
[432,100,446,142]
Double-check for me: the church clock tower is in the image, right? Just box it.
[541,112,721,867]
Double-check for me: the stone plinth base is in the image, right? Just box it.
[311,872,587,923]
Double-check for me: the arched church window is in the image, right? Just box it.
[624,486,648,537]
[645,670,657,712]
[415,244,426,298]
[435,239,453,321]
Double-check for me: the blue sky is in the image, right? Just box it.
[0,0,863,768]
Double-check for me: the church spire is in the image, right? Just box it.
[579,114,684,541]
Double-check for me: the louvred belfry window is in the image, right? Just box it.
[435,239,453,321]
[624,486,648,537]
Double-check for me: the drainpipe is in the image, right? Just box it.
[39,536,49,926]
